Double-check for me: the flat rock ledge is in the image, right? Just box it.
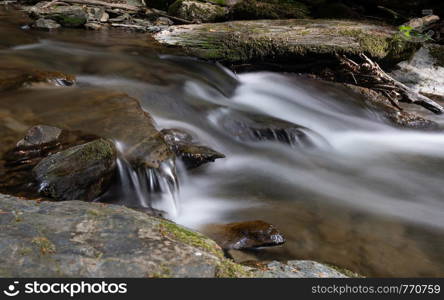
[0,193,246,278]
[154,19,416,64]
[0,194,351,278]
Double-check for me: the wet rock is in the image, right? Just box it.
[155,19,415,64]
[33,138,117,201]
[154,17,174,26]
[16,125,62,147]
[203,220,285,250]
[34,18,60,30]
[0,194,251,277]
[0,68,75,92]
[84,22,103,30]
[29,5,88,28]
[391,45,444,99]
[160,128,225,169]
[168,0,229,23]
[214,110,324,147]
[0,126,101,198]
[252,260,349,278]
[230,0,309,20]
[0,89,174,169]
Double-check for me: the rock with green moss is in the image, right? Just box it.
[0,194,251,277]
[32,138,117,201]
[154,19,417,65]
[168,0,229,22]
[29,5,88,28]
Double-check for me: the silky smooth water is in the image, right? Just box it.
[1,7,443,277]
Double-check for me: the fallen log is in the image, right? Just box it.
[337,53,444,114]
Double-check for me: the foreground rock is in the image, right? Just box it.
[33,138,116,201]
[203,220,285,250]
[161,128,225,169]
[154,19,416,64]
[0,194,249,277]
[252,260,349,278]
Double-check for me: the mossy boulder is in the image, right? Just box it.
[168,0,229,22]
[154,19,418,65]
[33,138,117,201]
[29,5,88,28]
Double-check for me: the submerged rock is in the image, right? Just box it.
[168,0,229,22]
[33,138,117,201]
[155,19,416,64]
[0,68,75,92]
[161,128,225,169]
[0,194,251,277]
[214,110,325,147]
[203,220,285,250]
[16,125,62,147]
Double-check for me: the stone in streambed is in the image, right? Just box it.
[0,68,75,92]
[168,0,229,22]
[203,220,285,250]
[29,5,88,28]
[215,110,325,147]
[33,138,117,201]
[34,18,61,30]
[16,125,62,147]
[160,128,225,169]
[0,89,174,169]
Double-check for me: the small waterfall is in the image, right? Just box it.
[115,156,180,219]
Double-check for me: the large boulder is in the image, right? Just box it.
[168,0,229,22]
[252,260,350,278]
[0,194,250,277]
[33,138,117,201]
[154,19,417,64]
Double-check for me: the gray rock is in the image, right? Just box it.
[34,18,60,30]
[33,139,117,201]
[0,194,247,277]
[168,0,229,22]
[17,125,62,147]
[29,5,88,28]
[254,260,349,278]
[391,45,444,99]
[160,128,225,169]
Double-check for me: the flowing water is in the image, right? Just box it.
[1,7,444,277]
